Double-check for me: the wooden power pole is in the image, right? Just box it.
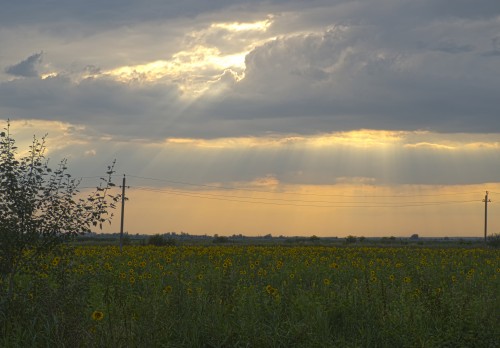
[120,174,126,252]
[483,191,491,243]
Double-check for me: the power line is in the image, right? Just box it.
[126,174,483,198]
[130,186,479,209]
[131,185,478,205]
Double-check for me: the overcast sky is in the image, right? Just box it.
[1,0,499,236]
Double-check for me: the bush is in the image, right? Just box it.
[147,234,176,246]
[213,235,229,244]
[0,121,120,300]
[486,233,500,248]
[345,235,357,244]
[309,235,320,242]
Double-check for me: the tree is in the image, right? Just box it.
[345,235,357,244]
[0,121,120,299]
[148,234,176,246]
[486,233,500,248]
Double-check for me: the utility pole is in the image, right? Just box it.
[120,174,126,252]
[483,191,491,243]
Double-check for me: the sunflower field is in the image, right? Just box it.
[1,245,499,347]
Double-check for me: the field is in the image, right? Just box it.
[1,245,499,347]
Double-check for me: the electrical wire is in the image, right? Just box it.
[126,174,483,198]
[130,186,479,209]
[131,185,477,205]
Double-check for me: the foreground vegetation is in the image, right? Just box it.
[1,245,499,347]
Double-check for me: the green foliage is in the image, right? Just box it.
[1,245,498,347]
[0,120,120,300]
[345,235,357,244]
[309,235,320,242]
[147,234,176,246]
[213,234,229,243]
[486,233,500,248]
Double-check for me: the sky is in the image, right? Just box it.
[1,0,500,237]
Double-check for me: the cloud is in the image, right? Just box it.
[481,36,500,57]
[5,52,43,77]
[431,40,475,54]
[1,0,500,139]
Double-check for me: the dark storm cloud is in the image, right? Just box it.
[0,75,182,138]
[1,0,500,139]
[192,26,500,135]
[482,37,500,57]
[5,52,43,77]
[0,0,318,30]
[431,41,475,54]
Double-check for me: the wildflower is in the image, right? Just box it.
[289,273,295,279]
[323,278,331,286]
[163,285,172,294]
[389,274,395,282]
[51,257,61,267]
[197,274,203,280]
[91,311,104,321]
[129,276,136,284]
[403,276,411,284]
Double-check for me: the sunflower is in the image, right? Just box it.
[51,257,61,267]
[91,310,104,321]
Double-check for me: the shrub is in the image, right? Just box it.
[148,234,176,246]
[0,121,120,300]
[486,233,500,248]
[345,235,357,244]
